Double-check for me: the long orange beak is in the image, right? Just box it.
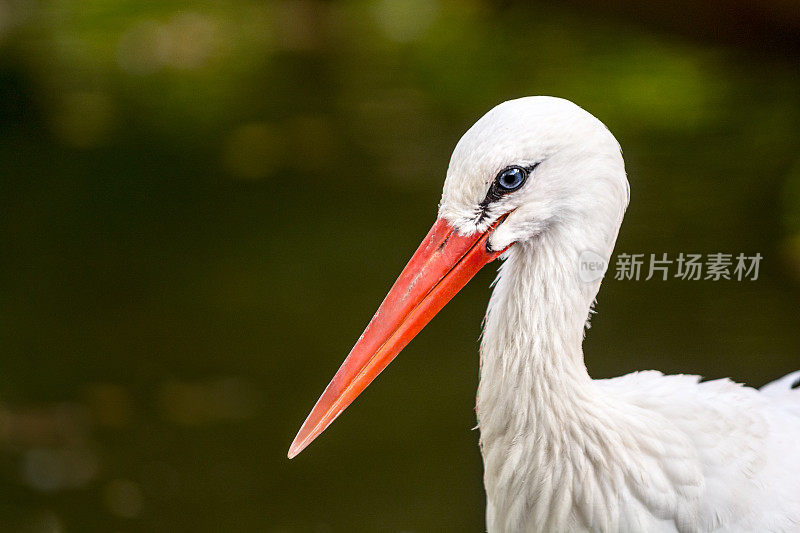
[288,217,510,458]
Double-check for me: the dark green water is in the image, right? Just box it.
[0,1,798,531]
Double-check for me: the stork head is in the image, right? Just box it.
[440,96,628,254]
[288,97,629,458]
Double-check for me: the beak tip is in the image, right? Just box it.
[287,434,307,459]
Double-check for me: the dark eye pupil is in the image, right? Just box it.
[498,167,526,190]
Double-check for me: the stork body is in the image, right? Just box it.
[290,97,800,532]
[478,231,800,532]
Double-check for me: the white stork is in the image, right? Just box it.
[289,96,800,532]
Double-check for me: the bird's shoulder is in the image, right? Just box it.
[596,370,800,531]
[760,369,800,417]
[596,368,800,423]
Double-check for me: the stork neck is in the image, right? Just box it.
[474,226,705,532]
[477,226,601,430]
[475,225,612,529]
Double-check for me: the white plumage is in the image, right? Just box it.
[290,96,800,532]
[441,97,800,532]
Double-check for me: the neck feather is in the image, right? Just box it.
[477,225,599,448]
[475,225,702,532]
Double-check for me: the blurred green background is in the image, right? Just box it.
[0,0,799,531]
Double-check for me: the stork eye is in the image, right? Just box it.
[477,163,538,218]
[496,166,528,192]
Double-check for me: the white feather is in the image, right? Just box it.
[438,97,800,532]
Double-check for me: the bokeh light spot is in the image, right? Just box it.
[21,447,98,492]
[158,377,260,425]
[372,0,440,42]
[117,12,222,75]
